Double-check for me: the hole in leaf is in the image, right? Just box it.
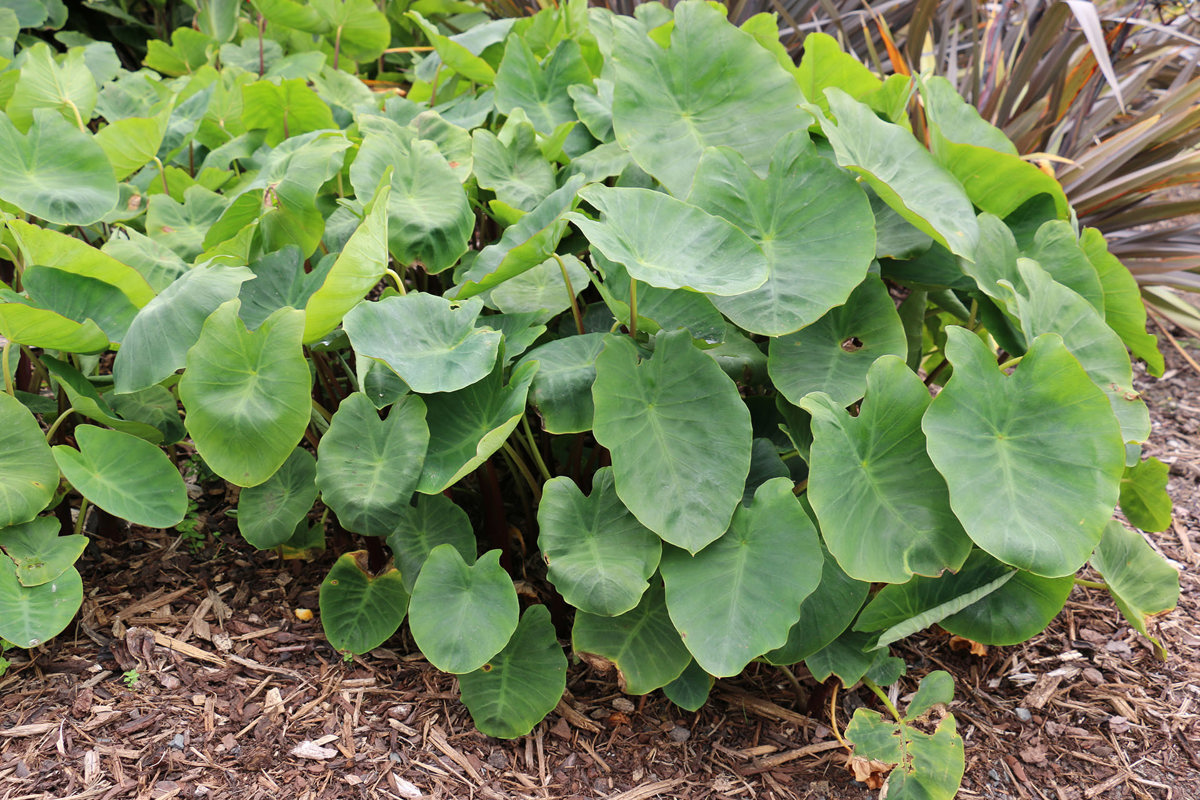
[481,663,493,672]
[841,337,864,352]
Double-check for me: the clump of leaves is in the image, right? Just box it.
[0,2,1181,796]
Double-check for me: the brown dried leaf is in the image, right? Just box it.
[847,754,893,789]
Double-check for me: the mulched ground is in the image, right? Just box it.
[2,328,1198,800]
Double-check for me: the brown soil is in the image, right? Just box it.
[2,333,1198,800]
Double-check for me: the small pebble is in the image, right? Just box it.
[1082,667,1105,685]
[668,726,690,743]
[1014,707,1033,723]
[170,733,186,750]
[611,697,635,713]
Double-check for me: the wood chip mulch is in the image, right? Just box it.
[2,329,1198,800]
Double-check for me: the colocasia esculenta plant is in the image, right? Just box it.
[0,2,1180,796]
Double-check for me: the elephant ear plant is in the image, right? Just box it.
[0,2,1181,796]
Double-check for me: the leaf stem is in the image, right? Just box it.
[521,415,552,482]
[502,441,542,502]
[967,298,979,330]
[74,498,89,537]
[628,277,638,340]
[998,355,1024,371]
[385,267,407,295]
[829,683,848,748]
[44,407,77,442]
[2,340,14,396]
[152,157,169,195]
[552,253,585,336]
[862,676,902,722]
[311,398,333,423]
[777,663,806,709]
[1074,577,1107,590]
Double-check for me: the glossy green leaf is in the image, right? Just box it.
[1002,259,1150,446]
[319,552,409,654]
[344,295,500,394]
[769,275,907,407]
[350,119,472,273]
[1092,522,1179,659]
[820,90,978,260]
[385,494,475,592]
[6,43,95,130]
[238,447,318,549]
[311,0,389,64]
[803,629,887,686]
[609,1,811,197]
[538,468,661,617]
[417,358,537,494]
[518,332,606,434]
[592,331,752,553]
[1022,221,1105,314]
[179,302,312,487]
[407,11,496,85]
[20,268,138,344]
[687,132,875,335]
[794,31,882,114]
[53,425,187,528]
[101,228,188,293]
[568,78,614,142]
[408,546,519,673]
[1119,457,1173,533]
[144,28,212,76]
[114,265,252,394]
[923,328,1124,577]
[0,393,57,530]
[571,582,690,695]
[490,254,590,318]
[846,676,964,800]
[472,125,556,213]
[0,517,84,587]
[571,185,767,297]
[41,356,162,442]
[1080,228,1162,375]
[317,393,428,537]
[242,78,337,147]
[764,545,870,665]
[94,109,171,180]
[145,185,230,261]
[8,220,155,308]
[594,253,725,344]
[455,175,584,295]
[0,559,82,649]
[108,386,185,444]
[459,604,567,739]
[0,109,117,225]
[804,356,971,583]
[0,295,110,353]
[495,37,592,155]
[662,660,713,712]
[661,478,821,676]
[303,183,389,343]
[855,550,1071,648]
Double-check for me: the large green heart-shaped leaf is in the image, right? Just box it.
[804,356,971,583]
[495,36,593,156]
[0,392,58,529]
[1002,259,1149,446]
[406,10,496,85]
[41,356,163,443]
[594,253,726,345]
[661,477,821,676]
[458,604,567,739]
[1022,221,1105,314]
[408,546,519,674]
[8,220,155,308]
[794,31,882,114]
[0,559,83,649]
[609,2,811,197]
[518,333,606,434]
[571,582,691,695]
[319,551,409,654]
[1080,228,1162,375]
[663,659,713,712]
[94,108,171,181]
[0,109,118,225]
[846,675,964,800]
[317,393,429,537]
[1091,521,1179,659]
[108,385,186,445]
[146,186,231,261]
[804,629,894,686]
[302,180,389,344]
[102,228,188,294]
[687,133,875,335]
[242,77,337,147]
[20,268,138,344]
[592,331,752,553]
[311,0,389,64]
[349,118,473,273]
[53,425,187,529]
[417,358,537,494]
[385,494,476,592]
[538,468,661,617]
[490,254,591,318]
[0,517,85,588]
[768,275,907,407]
[923,328,1125,577]
[343,295,501,394]
[237,447,318,549]
[571,185,768,297]
[820,90,978,260]
[854,550,1072,648]
[179,301,312,487]
[114,265,252,394]
[6,43,96,131]
[764,544,870,665]
[454,175,585,296]
[471,125,557,213]
[1119,457,1173,533]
